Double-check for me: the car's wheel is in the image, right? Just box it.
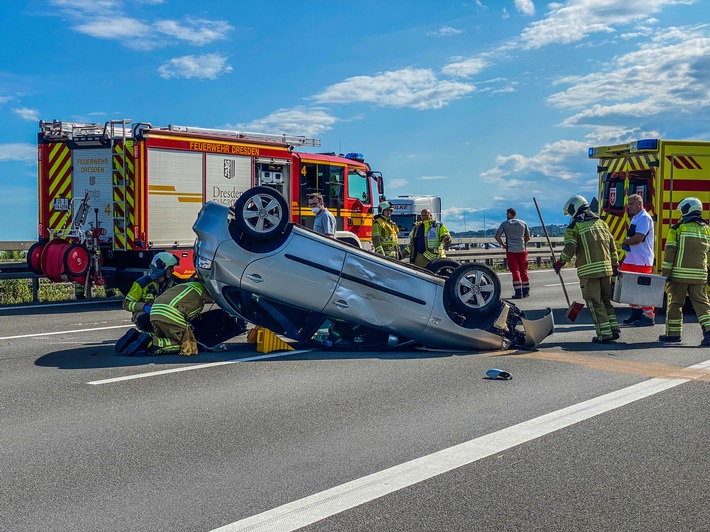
[233,186,289,240]
[445,263,501,315]
[425,258,460,278]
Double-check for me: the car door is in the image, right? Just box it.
[240,231,346,313]
[325,251,437,339]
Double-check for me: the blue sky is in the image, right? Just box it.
[1,0,709,241]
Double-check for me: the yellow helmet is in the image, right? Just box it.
[563,195,589,217]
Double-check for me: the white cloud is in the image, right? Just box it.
[0,143,37,162]
[0,95,13,106]
[420,175,448,180]
[157,53,233,80]
[12,108,39,121]
[515,0,535,16]
[480,139,588,184]
[313,68,475,110]
[518,0,692,50]
[72,16,153,44]
[548,25,710,129]
[427,26,464,37]
[154,17,232,46]
[227,107,338,139]
[441,57,487,78]
[386,178,408,189]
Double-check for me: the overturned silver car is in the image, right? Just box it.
[193,187,554,351]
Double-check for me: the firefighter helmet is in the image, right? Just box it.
[677,197,703,218]
[379,201,393,212]
[563,195,589,217]
[150,252,179,279]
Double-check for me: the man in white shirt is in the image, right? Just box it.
[620,194,656,326]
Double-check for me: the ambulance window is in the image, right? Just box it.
[348,169,370,204]
[602,173,625,215]
[628,170,653,209]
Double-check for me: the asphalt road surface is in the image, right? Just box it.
[1,268,709,531]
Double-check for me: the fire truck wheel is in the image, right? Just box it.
[233,186,289,240]
[41,239,69,283]
[63,244,90,277]
[445,263,501,316]
[425,258,460,278]
[27,242,46,275]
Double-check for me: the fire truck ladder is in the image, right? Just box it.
[166,124,321,147]
[39,119,133,141]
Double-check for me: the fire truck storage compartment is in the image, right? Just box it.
[147,148,204,247]
[72,147,113,243]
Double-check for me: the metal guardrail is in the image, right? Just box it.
[0,241,35,251]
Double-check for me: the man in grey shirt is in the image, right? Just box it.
[308,193,336,238]
[495,207,531,298]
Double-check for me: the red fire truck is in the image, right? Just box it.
[28,120,385,294]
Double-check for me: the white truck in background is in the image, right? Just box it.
[388,195,442,246]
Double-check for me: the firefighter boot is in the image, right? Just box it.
[701,331,710,347]
[115,328,141,354]
[522,287,530,298]
[512,289,523,300]
[658,335,682,343]
[123,332,152,356]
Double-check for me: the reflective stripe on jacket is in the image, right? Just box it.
[559,218,618,278]
[372,215,399,255]
[409,220,450,261]
[150,282,206,327]
[661,221,710,283]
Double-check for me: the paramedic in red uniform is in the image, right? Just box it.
[495,208,531,299]
[620,194,656,327]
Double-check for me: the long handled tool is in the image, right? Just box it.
[533,197,584,322]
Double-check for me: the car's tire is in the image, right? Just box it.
[445,262,501,316]
[233,186,289,240]
[425,258,460,278]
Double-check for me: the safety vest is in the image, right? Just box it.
[410,220,450,262]
[372,215,399,257]
[661,220,710,284]
[151,282,207,327]
[559,218,618,278]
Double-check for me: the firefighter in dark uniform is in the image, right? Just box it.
[114,252,180,353]
[122,280,214,356]
[554,195,620,343]
[372,201,400,258]
[659,197,710,345]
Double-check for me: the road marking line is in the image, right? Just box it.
[212,358,710,532]
[0,324,130,340]
[87,350,312,385]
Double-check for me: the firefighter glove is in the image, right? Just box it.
[143,304,152,314]
[621,244,631,252]
[612,266,619,277]
[553,260,564,274]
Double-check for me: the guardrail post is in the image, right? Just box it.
[32,278,39,302]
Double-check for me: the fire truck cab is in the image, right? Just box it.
[29,120,385,294]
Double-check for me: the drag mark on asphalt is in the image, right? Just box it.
[519,350,710,381]
[211,359,710,532]
[87,350,313,385]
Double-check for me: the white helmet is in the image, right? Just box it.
[379,201,393,212]
[150,252,179,278]
[677,197,703,218]
[563,195,589,217]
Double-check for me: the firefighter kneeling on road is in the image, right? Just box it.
[122,279,214,356]
[659,197,710,346]
[372,201,400,258]
[114,252,180,354]
[404,209,452,268]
